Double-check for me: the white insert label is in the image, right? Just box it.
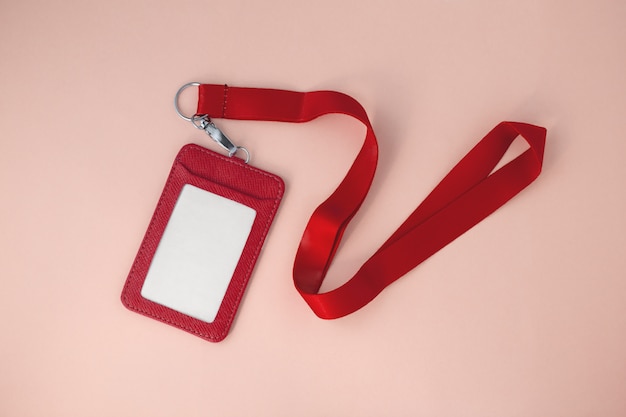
[141,184,257,323]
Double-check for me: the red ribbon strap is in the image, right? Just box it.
[197,84,546,319]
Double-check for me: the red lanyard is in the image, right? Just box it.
[196,84,546,319]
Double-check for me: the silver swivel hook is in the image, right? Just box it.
[191,114,250,163]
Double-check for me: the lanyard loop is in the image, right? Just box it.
[195,83,546,319]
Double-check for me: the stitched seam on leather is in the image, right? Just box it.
[122,145,283,342]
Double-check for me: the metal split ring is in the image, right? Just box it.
[174,82,200,122]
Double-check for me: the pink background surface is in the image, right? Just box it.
[1,1,625,415]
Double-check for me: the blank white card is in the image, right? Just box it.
[141,184,257,323]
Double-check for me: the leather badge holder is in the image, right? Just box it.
[121,144,284,342]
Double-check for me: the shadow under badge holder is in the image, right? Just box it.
[121,83,284,342]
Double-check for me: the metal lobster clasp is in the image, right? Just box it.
[191,115,250,163]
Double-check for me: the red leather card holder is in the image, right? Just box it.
[121,144,284,342]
